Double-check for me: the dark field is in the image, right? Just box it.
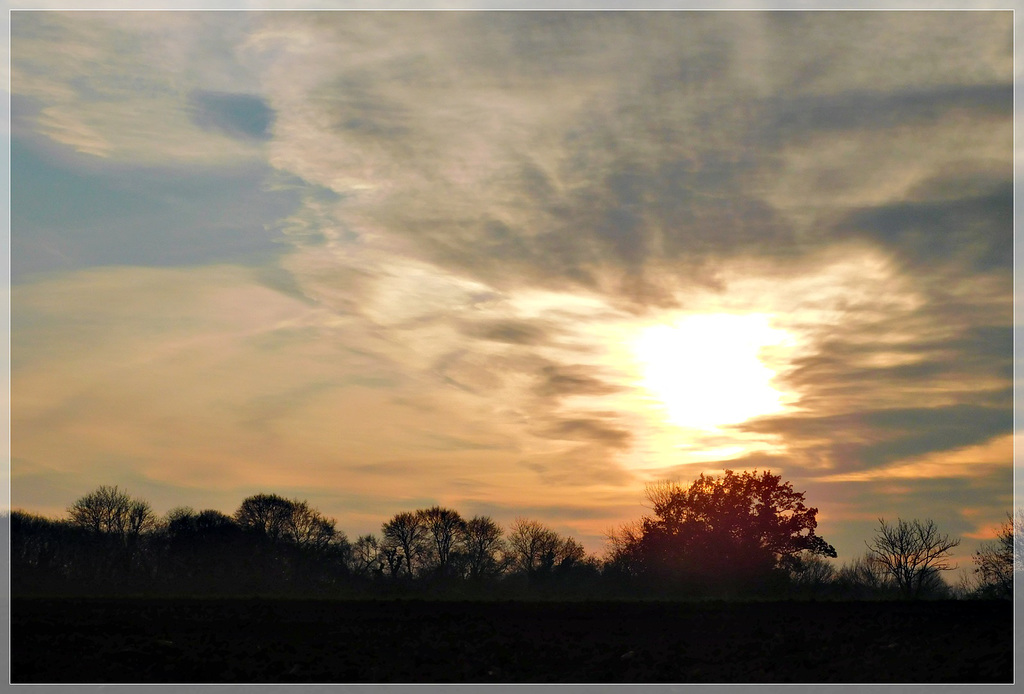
[11,597,1013,683]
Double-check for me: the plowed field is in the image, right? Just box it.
[11,598,1013,683]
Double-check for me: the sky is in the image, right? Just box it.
[8,9,1016,573]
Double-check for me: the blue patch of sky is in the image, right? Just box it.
[188,90,275,141]
[11,136,305,282]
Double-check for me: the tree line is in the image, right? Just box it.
[8,470,1017,600]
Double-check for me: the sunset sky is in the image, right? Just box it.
[9,9,1015,572]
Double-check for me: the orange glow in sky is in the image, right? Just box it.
[8,11,1012,574]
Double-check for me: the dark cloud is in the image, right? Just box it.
[310,12,1011,498]
[856,406,1010,467]
[330,75,413,140]
[740,403,1011,473]
[811,473,1013,532]
[537,417,632,449]
[780,323,1012,401]
[760,83,1011,142]
[748,266,1012,477]
[836,181,1012,273]
[458,11,666,80]
[188,90,275,141]
[387,152,794,307]
[298,13,1009,313]
[457,318,556,346]
[532,364,624,398]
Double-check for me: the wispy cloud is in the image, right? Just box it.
[9,11,1012,566]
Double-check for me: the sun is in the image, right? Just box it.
[631,313,793,430]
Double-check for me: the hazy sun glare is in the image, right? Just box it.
[632,313,793,430]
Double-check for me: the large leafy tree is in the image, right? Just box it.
[611,470,836,590]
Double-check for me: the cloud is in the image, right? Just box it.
[456,318,557,346]
[11,11,269,164]
[238,12,1010,317]
[836,181,1012,273]
[9,11,1013,567]
[532,364,625,398]
[740,404,1011,473]
[538,417,632,449]
[815,433,1012,483]
[760,83,1011,141]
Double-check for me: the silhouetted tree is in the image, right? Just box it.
[232,494,350,592]
[417,506,466,578]
[349,534,384,579]
[506,518,587,577]
[866,517,960,599]
[610,470,835,593]
[834,553,894,599]
[66,485,157,583]
[68,485,156,541]
[234,493,295,543]
[604,519,644,580]
[1015,509,1024,573]
[972,513,1013,599]
[788,551,837,597]
[161,507,245,593]
[285,500,342,554]
[507,518,562,575]
[381,511,427,579]
[377,535,405,579]
[549,537,586,572]
[461,515,506,580]
[10,510,93,593]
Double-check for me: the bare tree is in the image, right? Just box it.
[234,493,295,542]
[507,517,561,574]
[349,534,383,578]
[67,485,156,542]
[377,535,405,579]
[605,519,645,577]
[557,537,586,567]
[1014,508,1024,573]
[972,512,1013,599]
[506,518,586,575]
[285,501,340,553]
[866,517,960,599]
[789,552,837,596]
[416,506,466,577]
[66,486,157,580]
[235,494,341,553]
[462,515,506,580]
[835,552,893,597]
[381,511,427,579]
